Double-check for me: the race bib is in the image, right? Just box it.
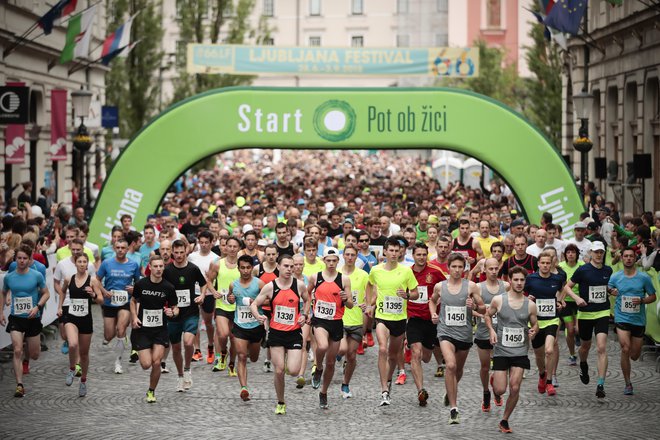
[220,288,230,304]
[502,327,525,348]
[111,290,129,306]
[14,296,33,314]
[480,304,497,325]
[236,305,256,324]
[351,290,359,305]
[536,298,556,318]
[176,289,191,308]
[314,300,337,320]
[69,298,89,317]
[411,286,428,304]
[273,305,296,326]
[621,296,641,314]
[142,309,163,327]
[445,305,467,326]
[383,296,404,315]
[589,286,607,304]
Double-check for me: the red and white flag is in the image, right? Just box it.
[4,124,26,165]
[50,89,68,161]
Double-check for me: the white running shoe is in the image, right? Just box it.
[114,359,123,374]
[183,370,193,390]
[176,377,185,392]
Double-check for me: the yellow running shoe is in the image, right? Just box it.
[275,403,286,415]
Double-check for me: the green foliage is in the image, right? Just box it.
[171,0,274,104]
[105,0,164,139]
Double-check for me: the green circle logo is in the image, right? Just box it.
[313,100,356,142]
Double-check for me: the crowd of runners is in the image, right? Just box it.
[1,149,659,432]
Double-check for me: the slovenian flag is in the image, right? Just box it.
[100,14,136,65]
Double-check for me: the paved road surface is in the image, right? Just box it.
[1,306,659,439]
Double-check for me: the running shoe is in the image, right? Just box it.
[357,344,365,355]
[341,360,347,375]
[435,365,445,377]
[22,360,29,375]
[366,332,375,347]
[482,390,491,412]
[65,369,76,386]
[341,384,353,399]
[176,377,185,392]
[275,403,286,415]
[546,384,557,396]
[61,341,69,355]
[161,362,170,374]
[102,339,110,345]
[311,367,323,389]
[552,375,559,387]
[14,384,25,398]
[449,408,460,424]
[75,364,82,377]
[240,387,250,401]
[296,376,306,389]
[129,350,139,364]
[379,391,391,406]
[191,349,202,362]
[78,382,87,397]
[624,384,633,395]
[212,357,222,372]
[596,384,606,399]
[319,392,329,410]
[404,348,412,364]
[263,360,273,373]
[443,393,450,407]
[206,348,214,364]
[228,365,237,377]
[499,420,512,433]
[395,370,406,385]
[114,359,123,374]
[494,394,503,406]
[218,353,228,371]
[579,362,590,385]
[183,370,193,390]
[418,388,429,407]
[575,334,581,347]
[568,355,577,366]
[537,373,547,394]
[146,390,156,403]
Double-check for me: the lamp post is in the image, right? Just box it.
[572,89,594,200]
[71,87,93,212]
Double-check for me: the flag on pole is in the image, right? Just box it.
[4,124,26,165]
[50,89,68,162]
[544,0,588,35]
[38,0,78,35]
[100,14,136,65]
[60,5,97,64]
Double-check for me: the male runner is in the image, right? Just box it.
[366,238,419,406]
[452,219,483,271]
[609,247,656,395]
[130,255,178,403]
[251,254,310,415]
[485,266,539,433]
[558,244,584,366]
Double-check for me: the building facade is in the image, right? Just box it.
[1,0,107,210]
[563,2,660,214]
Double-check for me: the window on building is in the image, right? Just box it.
[436,0,448,13]
[435,33,448,46]
[486,0,502,28]
[396,35,409,47]
[351,35,364,47]
[310,0,321,16]
[351,0,363,15]
[263,37,274,45]
[263,0,274,17]
[397,0,409,14]
[309,36,321,46]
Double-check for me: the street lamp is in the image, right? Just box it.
[572,89,594,200]
[71,87,93,212]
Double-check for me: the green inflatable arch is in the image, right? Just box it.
[90,87,584,245]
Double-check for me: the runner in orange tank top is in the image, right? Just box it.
[308,247,353,409]
[251,254,310,415]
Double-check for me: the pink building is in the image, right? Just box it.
[449,0,534,77]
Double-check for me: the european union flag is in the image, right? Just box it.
[544,0,588,35]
